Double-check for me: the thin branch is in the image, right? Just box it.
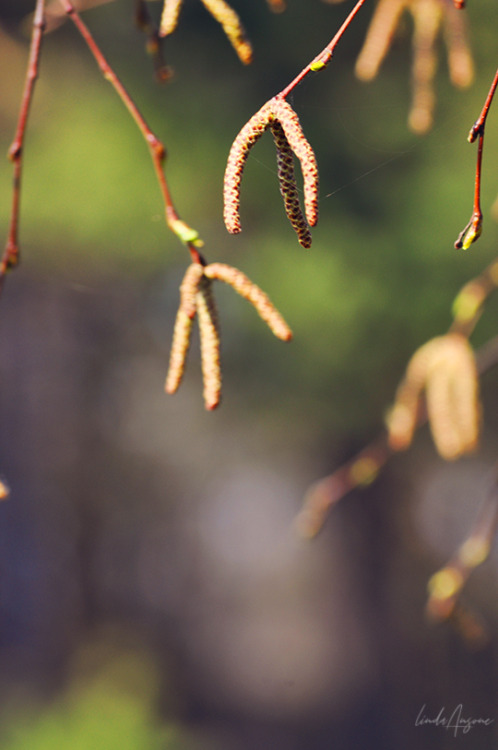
[61,0,205,263]
[1,0,46,291]
[455,67,498,250]
[468,66,498,142]
[280,0,369,99]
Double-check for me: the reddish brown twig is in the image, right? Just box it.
[61,0,205,263]
[1,0,46,291]
[455,67,498,250]
[468,66,498,142]
[280,0,369,99]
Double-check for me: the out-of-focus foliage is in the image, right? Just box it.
[0,635,199,750]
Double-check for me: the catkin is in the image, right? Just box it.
[388,334,480,459]
[270,121,312,249]
[408,0,441,134]
[425,335,480,460]
[355,0,405,81]
[165,309,194,394]
[444,2,474,88]
[165,263,205,394]
[180,262,205,318]
[196,280,222,410]
[388,336,447,451]
[159,0,184,36]
[200,0,253,64]
[387,393,421,452]
[223,102,274,234]
[270,97,319,227]
[204,263,293,341]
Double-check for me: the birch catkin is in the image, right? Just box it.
[200,0,253,64]
[387,334,480,460]
[164,263,205,393]
[180,262,205,318]
[424,335,480,460]
[165,309,194,394]
[204,263,293,341]
[387,336,445,451]
[355,0,405,81]
[196,280,222,410]
[270,121,312,248]
[159,0,184,37]
[223,102,274,234]
[270,96,319,227]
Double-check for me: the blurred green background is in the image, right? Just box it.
[0,1,497,748]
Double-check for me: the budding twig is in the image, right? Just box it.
[455,67,498,250]
[60,0,205,264]
[280,0,369,98]
[1,0,46,291]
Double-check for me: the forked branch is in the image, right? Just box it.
[295,256,498,540]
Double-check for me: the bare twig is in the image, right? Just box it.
[455,67,498,249]
[280,0,369,98]
[60,0,205,263]
[1,0,46,291]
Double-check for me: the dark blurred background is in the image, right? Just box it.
[0,1,497,748]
